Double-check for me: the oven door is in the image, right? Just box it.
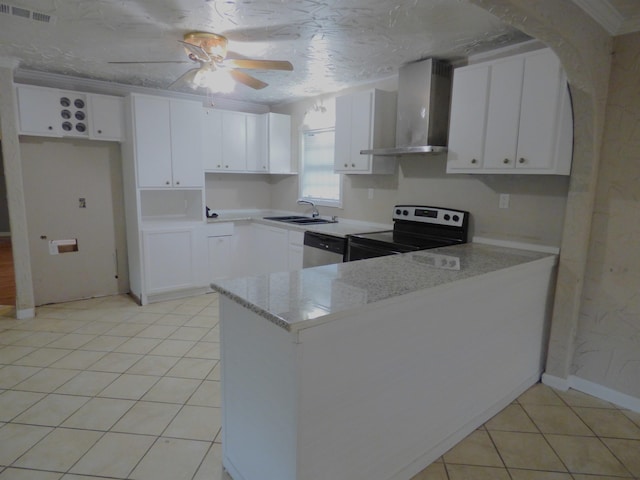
[346,237,406,262]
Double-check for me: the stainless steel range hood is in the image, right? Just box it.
[361,58,452,156]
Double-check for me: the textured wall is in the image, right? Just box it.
[572,32,640,397]
[467,0,613,383]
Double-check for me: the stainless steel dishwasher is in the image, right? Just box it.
[303,231,346,267]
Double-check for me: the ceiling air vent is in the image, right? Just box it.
[0,3,56,24]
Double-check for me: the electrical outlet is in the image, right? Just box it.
[499,194,510,209]
[78,198,86,208]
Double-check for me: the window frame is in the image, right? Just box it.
[298,126,343,208]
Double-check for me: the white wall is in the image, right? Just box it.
[204,173,273,211]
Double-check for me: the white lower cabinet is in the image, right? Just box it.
[252,223,289,275]
[142,227,198,295]
[288,230,304,271]
[204,223,235,282]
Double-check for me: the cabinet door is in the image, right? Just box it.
[516,50,562,171]
[446,65,490,171]
[208,235,233,281]
[334,94,353,172]
[88,94,124,141]
[349,90,374,171]
[268,113,292,173]
[16,85,61,137]
[133,95,173,187]
[483,58,524,170]
[202,108,223,171]
[143,228,196,293]
[221,111,247,171]
[246,114,268,173]
[170,99,204,187]
[252,224,288,274]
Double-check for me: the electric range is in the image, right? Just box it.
[346,205,469,261]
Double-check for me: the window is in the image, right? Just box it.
[299,129,341,206]
[299,100,341,207]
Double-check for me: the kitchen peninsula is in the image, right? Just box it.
[212,243,557,480]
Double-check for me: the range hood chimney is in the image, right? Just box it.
[361,58,452,156]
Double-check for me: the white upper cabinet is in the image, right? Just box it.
[267,113,293,174]
[169,99,204,187]
[246,113,268,172]
[16,85,123,141]
[16,85,62,137]
[202,108,223,171]
[334,89,397,174]
[221,111,248,172]
[446,65,490,170]
[203,109,292,174]
[447,48,573,175]
[88,94,124,142]
[131,94,203,188]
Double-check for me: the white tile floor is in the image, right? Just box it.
[0,294,223,480]
[1,293,639,480]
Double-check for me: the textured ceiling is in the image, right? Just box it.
[0,0,536,105]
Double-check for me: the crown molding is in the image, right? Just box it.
[572,0,625,35]
[13,68,270,114]
[618,16,640,35]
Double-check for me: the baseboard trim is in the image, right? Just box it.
[543,373,640,413]
[541,373,570,391]
[17,308,35,320]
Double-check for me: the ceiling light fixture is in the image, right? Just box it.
[193,65,235,93]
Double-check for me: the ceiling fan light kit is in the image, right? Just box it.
[109,30,293,94]
[183,31,229,60]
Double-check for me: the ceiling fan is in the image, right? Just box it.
[109,31,293,92]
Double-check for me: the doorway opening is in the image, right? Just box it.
[0,143,16,309]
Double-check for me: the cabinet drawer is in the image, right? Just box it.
[205,222,235,237]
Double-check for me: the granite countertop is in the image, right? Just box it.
[206,209,391,237]
[211,243,557,332]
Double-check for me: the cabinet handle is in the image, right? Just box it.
[225,165,229,168]
[471,159,477,164]
[217,164,221,168]
[503,158,510,164]
[97,129,103,134]
[344,163,348,168]
[518,157,526,164]
[165,181,170,185]
[351,163,356,167]
[48,126,53,130]
[176,181,180,185]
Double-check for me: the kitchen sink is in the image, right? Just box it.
[288,218,337,224]
[263,216,337,225]
[263,215,309,222]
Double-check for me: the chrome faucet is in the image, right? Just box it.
[297,199,320,218]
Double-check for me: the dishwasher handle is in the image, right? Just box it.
[303,231,346,256]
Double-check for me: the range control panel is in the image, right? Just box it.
[392,205,468,228]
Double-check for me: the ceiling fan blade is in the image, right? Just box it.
[229,70,268,90]
[109,60,192,64]
[178,40,210,62]
[225,59,293,71]
[167,68,200,90]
